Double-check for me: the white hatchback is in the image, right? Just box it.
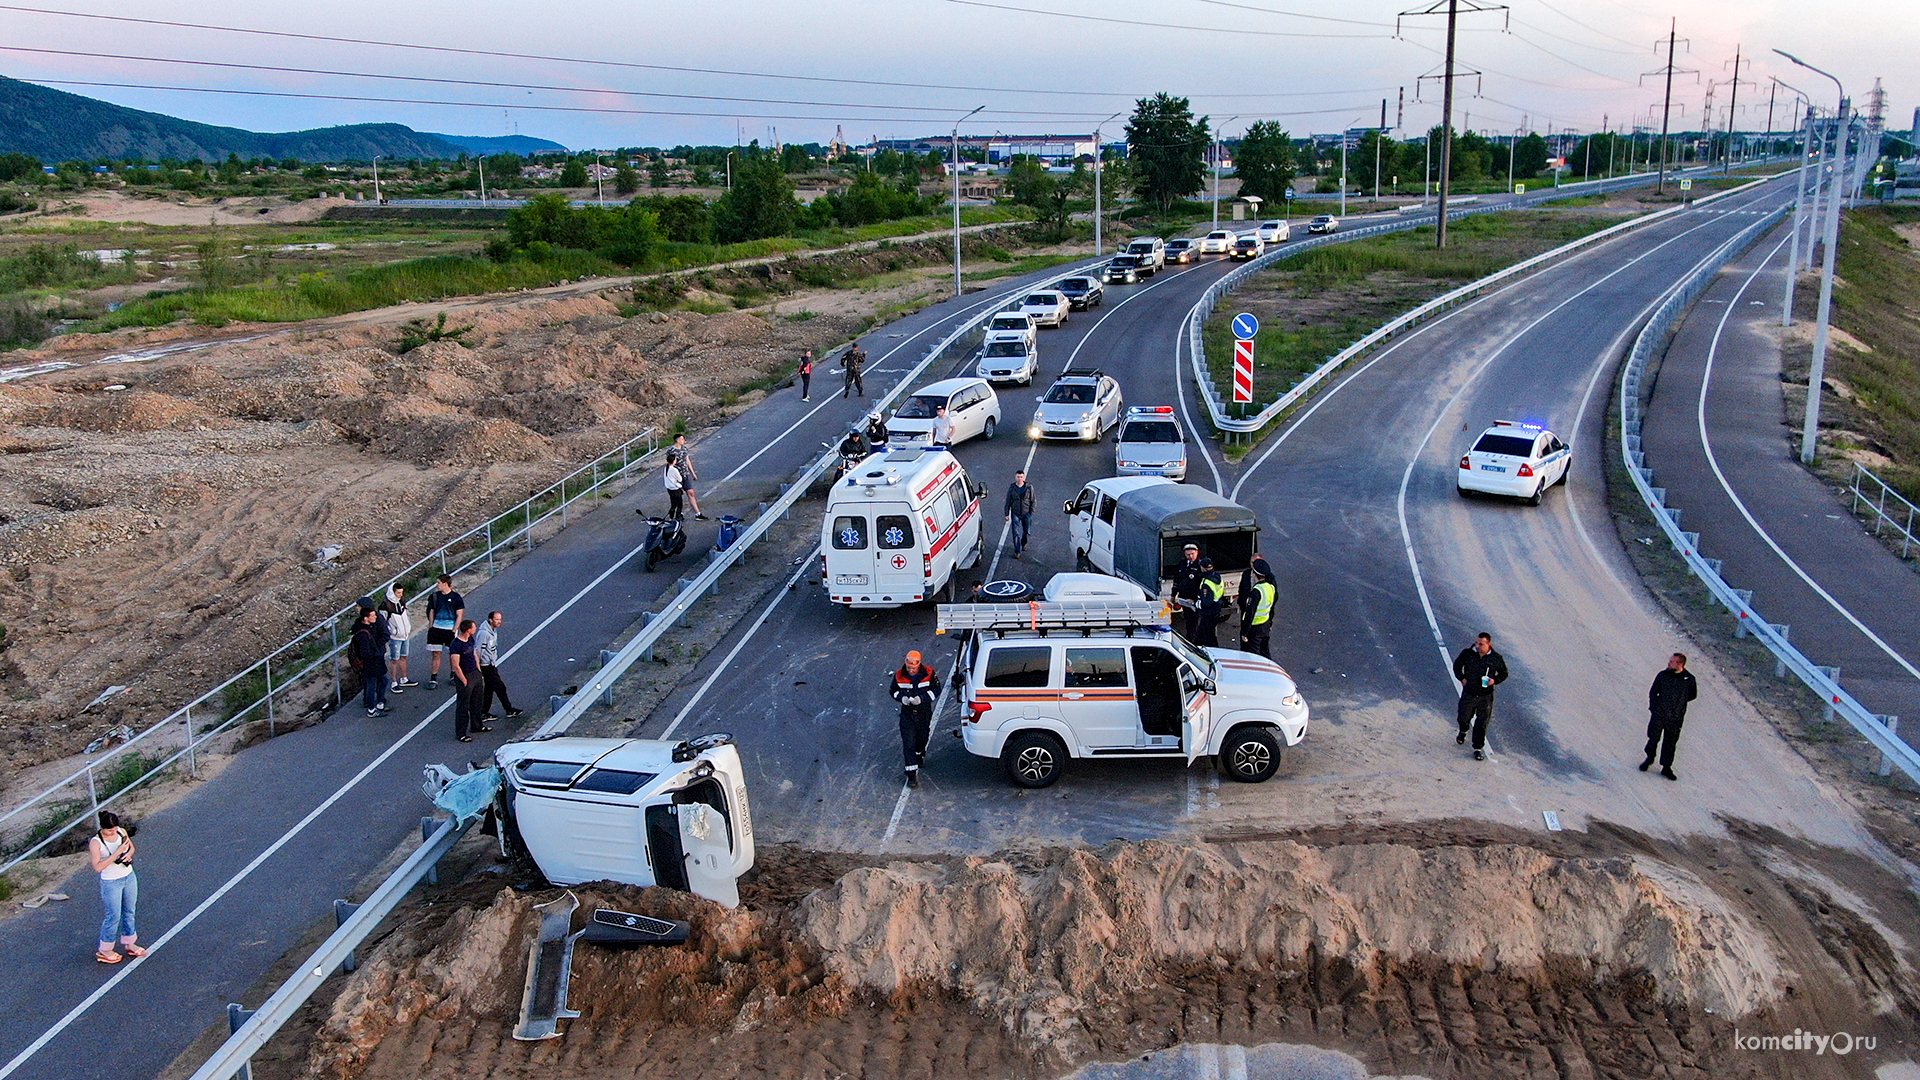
[1255,220,1290,243]
[983,311,1037,351]
[1457,421,1571,504]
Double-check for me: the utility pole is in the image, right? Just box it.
[1643,20,1691,194]
[952,105,985,299]
[1375,98,1387,201]
[1400,0,1505,247]
[1094,111,1120,255]
[477,157,487,207]
[1210,115,1240,228]
[370,155,382,205]
[1721,46,1752,171]
[1776,49,1847,463]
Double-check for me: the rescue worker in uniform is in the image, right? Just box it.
[1452,632,1509,761]
[1238,558,1276,658]
[1640,652,1697,780]
[1172,543,1206,641]
[890,650,942,788]
[1194,557,1226,648]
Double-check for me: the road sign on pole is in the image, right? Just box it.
[1231,312,1260,340]
[1232,339,1255,403]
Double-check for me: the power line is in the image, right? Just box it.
[931,0,1392,38]
[29,78,1383,128]
[1178,0,1393,29]
[0,4,1384,96]
[0,45,1123,118]
[1506,16,1642,57]
[1527,0,1650,50]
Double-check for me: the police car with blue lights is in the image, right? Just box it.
[1456,420,1571,505]
[1114,406,1189,480]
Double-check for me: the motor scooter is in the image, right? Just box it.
[637,510,687,571]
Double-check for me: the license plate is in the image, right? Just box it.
[1483,464,1506,473]
[835,574,869,585]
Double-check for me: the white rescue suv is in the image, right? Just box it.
[939,595,1308,788]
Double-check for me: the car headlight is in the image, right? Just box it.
[1028,427,1041,439]
[1119,460,1136,468]
[1282,693,1303,708]
[1079,411,1092,421]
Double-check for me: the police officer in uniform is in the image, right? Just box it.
[1238,558,1276,658]
[890,650,942,787]
[1172,543,1207,641]
[1194,557,1225,647]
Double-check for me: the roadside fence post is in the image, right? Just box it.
[184,703,197,778]
[1878,717,1902,777]
[330,624,342,706]
[264,659,276,735]
[85,761,99,821]
[226,1003,256,1080]
[420,817,440,886]
[485,521,495,577]
[333,899,362,973]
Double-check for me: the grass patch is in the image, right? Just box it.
[963,253,1077,283]
[1788,205,1920,504]
[1204,211,1618,428]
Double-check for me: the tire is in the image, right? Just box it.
[982,416,997,441]
[1526,483,1543,507]
[1559,464,1573,488]
[1074,549,1092,573]
[1456,485,1472,499]
[1216,726,1280,783]
[1002,731,1065,788]
[645,548,661,572]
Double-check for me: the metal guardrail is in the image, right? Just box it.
[1620,206,1920,785]
[1849,462,1920,560]
[0,426,660,876]
[1187,166,1780,436]
[179,274,1050,1080]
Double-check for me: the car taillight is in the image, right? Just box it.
[1459,455,1471,470]
[1517,463,1534,478]
[967,701,992,722]
[924,552,933,578]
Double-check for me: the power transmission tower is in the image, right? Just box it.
[1641,20,1698,194]
[1719,47,1756,170]
[1400,0,1507,248]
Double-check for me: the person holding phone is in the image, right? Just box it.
[1452,632,1509,761]
[88,810,144,964]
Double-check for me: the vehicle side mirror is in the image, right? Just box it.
[1202,678,1218,695]
[1062,500,1076,515]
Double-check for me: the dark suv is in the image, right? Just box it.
[1057,276,1104,311]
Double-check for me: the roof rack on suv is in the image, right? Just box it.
[1058,367,1104,379]
[935,599,1170,636]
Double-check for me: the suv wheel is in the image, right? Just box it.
[1216,726,1280,783]
[1002,731,1065,788]
[982,416,997,441]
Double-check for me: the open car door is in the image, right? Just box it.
[677,801,740,908]
[1181,684,1213,765]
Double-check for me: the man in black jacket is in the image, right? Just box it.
[1005,470,1036,558]
[1173,544,1206,641]
[890,650,943,787]
[1641,652,1698,780]
[1452,632,1508,760]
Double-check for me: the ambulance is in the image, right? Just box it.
[822,447,987,608]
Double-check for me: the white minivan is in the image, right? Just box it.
[822,447,985,607]
[886,377,1003,446]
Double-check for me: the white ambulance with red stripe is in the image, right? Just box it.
[822,447,986,608]
[937,594,1309,788]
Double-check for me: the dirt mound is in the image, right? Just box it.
[293,838,1823,1080]
[0,505,162,567]
[800,840,1779,1051]
[44,389,226,433]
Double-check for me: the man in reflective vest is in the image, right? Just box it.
[1238,558,1276,658]
[1195,557,1226,647]
[890,650,943,788]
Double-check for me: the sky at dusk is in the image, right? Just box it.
[0,0,1909,150]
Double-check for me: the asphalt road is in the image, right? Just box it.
[633,173,1871,857]
[0,255,1106,1080]
[1638,220,1920,745]
[0,163,1789,1080]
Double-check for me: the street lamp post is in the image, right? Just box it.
[1339,116,1367,217]
[1777,82,1813,325]
[370,155,382,205]
[1211,115,1241,229]
[953,105,985,298]
[1094,111,1121,256]
[1775,49,1847,465]
[595,154,605,206]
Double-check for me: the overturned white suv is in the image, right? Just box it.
[938,593,1308,788]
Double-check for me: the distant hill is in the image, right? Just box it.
[425,133,568,156]
[0,76,561,162]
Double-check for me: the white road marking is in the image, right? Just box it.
[1696,236,1920,684]
[0,529,660,1078]
[658,550,820,741]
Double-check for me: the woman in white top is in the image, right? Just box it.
[87,810,144,964]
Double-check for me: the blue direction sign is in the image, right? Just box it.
[1231,313,1260,340]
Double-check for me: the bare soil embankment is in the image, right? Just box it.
[0,295,860,775]
[272,823,1920,1080]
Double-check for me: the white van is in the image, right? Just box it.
[938,599,1309,788]
[886,377,1003,446]
[822,447,986,607]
